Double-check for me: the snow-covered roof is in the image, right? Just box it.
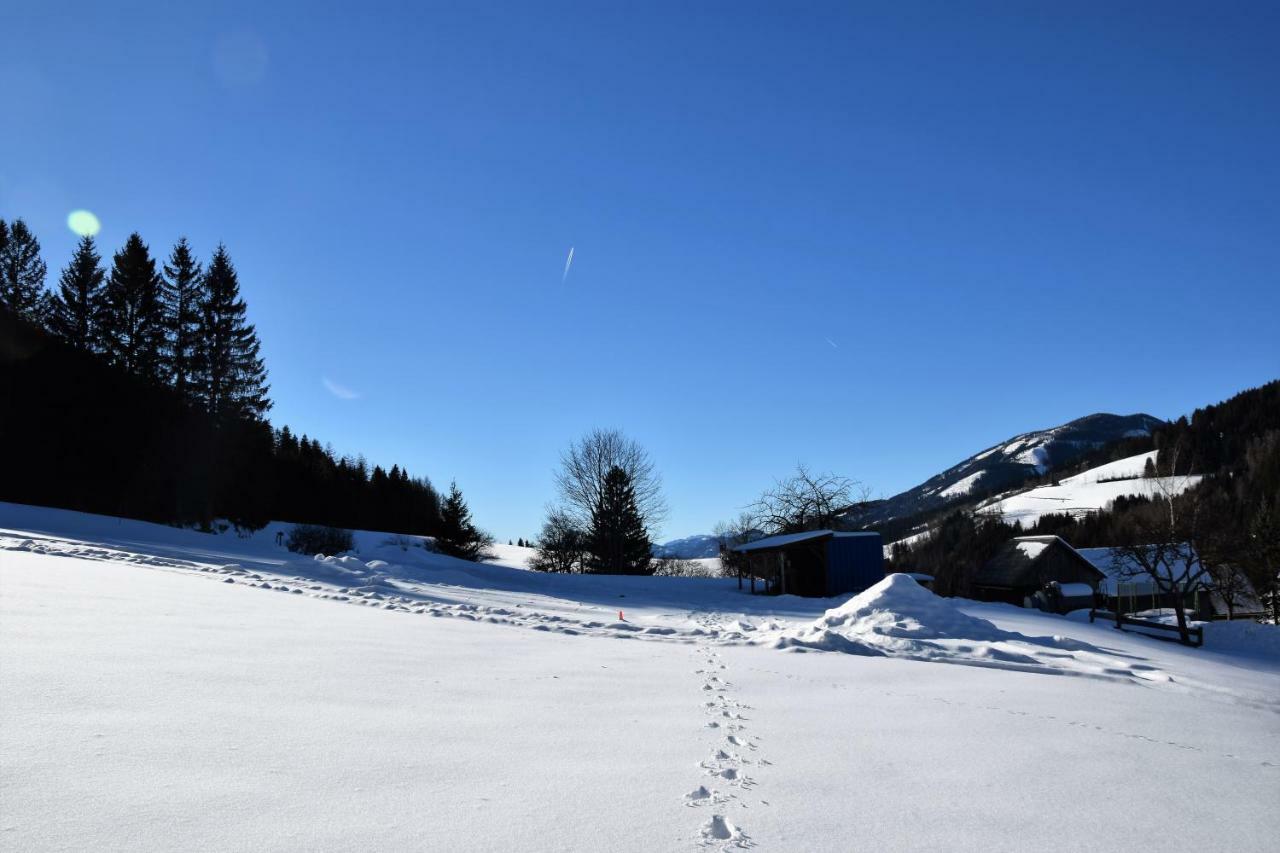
[1077,545,1208,595]
[975,535,1102,588]
[732,530,878,553]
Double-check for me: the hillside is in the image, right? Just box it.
[971,450,1200,529]
[842,413,1165,529]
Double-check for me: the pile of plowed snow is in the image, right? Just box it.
[765,574,1011,657]
[760,574,1169,680]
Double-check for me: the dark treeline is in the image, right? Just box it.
[1,218,441,535]
[892,380,1280,601]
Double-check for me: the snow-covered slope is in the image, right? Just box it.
[844,412,1164,527]
[888,451,1199,550]
[973,451,1201,528]
[2,502,1277,852]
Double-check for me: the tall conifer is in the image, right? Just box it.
[100,233,166,379]
[161,238,205,399]
[585,465,652,574]
[0,218,50,325]
[198,245,270,420]
[436,481,493,561]
[48,236,106,350]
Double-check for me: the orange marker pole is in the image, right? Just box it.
[619,610,625,621]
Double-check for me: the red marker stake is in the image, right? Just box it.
[618,610,625,621]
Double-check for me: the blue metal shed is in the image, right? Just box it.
[733,530,884,597]
[822,533,886,596]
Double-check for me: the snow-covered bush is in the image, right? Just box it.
[286,524,354,556]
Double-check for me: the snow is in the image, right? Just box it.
[1014,444,1051,472]
[939,470,985,499]
[975,470,1201,529]
[3,502,1279,852]
[1015,538,1051,560]
[734,530,877,553]
[487,540,537,569]
[1060,450,1157,485]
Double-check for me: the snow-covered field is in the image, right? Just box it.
[2,502,1278,851]
[974,451,1201,528]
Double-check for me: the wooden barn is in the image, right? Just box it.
[973,535,1104,606]
[732,530,884,597]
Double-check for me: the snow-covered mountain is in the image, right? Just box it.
[653,534,723,559]
[844,412,1165,528]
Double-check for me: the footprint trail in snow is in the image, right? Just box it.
[688,612,761,850]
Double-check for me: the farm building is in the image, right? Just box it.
[732,530,883,597]
[1077,545,1262,619]
[973,535,1104,607]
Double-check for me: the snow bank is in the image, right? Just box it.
[766,574,1008,656]
[762,575,1187,681]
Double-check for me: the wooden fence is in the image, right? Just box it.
[1088,608,1204,648]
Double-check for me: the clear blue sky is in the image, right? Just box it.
[4,2,1278,540]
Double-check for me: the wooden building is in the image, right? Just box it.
[732,530,884,597]
[973,535,1104,606]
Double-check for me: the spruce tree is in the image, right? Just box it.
[161,238,205,400]
[198,245,270,420]
[435,480,493,561]
[48,235,106,350]
[100,233,166,380]
[0,218,50,325]
[584,465,652,574]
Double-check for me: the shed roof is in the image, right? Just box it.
[1077,545,1213,594]
[732,529,878,553]
[975,535,1103,589]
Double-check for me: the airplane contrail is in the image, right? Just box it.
[322,376,360,400]
[562,246,575,282]
[825,337,839,349]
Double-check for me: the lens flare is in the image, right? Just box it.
[67,210,101,237]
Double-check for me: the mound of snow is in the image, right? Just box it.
[802,573,1007,644]
[763,575,1169,680]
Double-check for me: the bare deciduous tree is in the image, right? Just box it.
[714,512,759,580]
[529,508,586,573]
[748,464,869,534]
[1197,491,1257,621]
[554,428,666,533]
[1110,463,1210,644]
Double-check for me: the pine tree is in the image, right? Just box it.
[435,480,493,561]
[100,233,166,379]
[584,465,652,574]
[198,245,270,420]
[0,218,50,325]
[48,236,106,350]
[161,238,205,400]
